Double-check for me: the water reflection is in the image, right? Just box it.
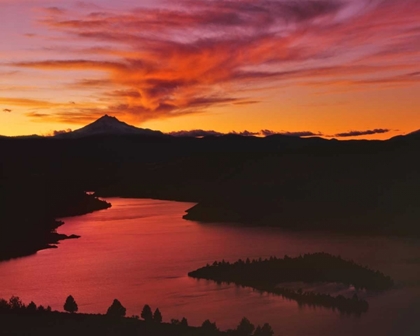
[0,198,419,335]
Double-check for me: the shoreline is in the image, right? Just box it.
[188,253,394,315]
[0,197,111,262]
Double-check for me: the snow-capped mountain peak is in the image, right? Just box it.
[55,115,164,138]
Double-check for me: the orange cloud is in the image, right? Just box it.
[0,97,56,108]
[9,0,420,125]
[167,129,322,138]
[14,60,126,71]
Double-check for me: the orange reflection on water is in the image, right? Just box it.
[0,198,419,335]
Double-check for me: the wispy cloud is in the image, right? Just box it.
[334,128,390,137]
[43,7,66,15]
[8,0,420,124]
[231,130,260,136]
[0,97,57,108]
[169,127,393,138]
[261,130,323,137]
[169,129,321,138]
[168,129,225,137]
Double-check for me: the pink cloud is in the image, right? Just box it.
[9,0,420,124]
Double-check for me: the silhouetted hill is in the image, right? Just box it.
[0,176,111,260]
[55,115,166,138]
[1,121,420,259]
[0,311,230,336]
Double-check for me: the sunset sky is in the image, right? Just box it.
[1,0,419,138]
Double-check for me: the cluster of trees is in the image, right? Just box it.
[64,295,162,322]
[140,304,162,323]
[170,317,189,327]
[190,253,394,291]
[0,295,274,336]
[0,296,52,314]
[188,253,394,314]
[201,317,274,336]
[2,295,275,335]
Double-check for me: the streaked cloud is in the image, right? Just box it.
[3,0,420,131]
[334,128,391,137]
[168,129,225,137]
[168,129,321,138]
[0,97,57,108]
[262,130,323,137]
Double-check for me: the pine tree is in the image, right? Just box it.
[63,295,78,313]
[236,317,254,336]
[254,326,263,336]
[9,296,24,311]
[141,304,153,322]
[180,317,188,328]
[106,299,126,317]
[201,319,218,332]
[153,308,162,323]
[260,323,274,336]
[27,301,37,313]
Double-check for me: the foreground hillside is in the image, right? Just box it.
[0,296,274,336]
[0,313,216,336]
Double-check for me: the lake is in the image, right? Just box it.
[0,198,419,335]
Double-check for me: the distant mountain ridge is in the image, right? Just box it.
[2,117,420,242]
[2,114,418,140]
[55,115,165,138]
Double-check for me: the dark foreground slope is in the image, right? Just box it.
[0,297,273,336]
[0,313,215,336]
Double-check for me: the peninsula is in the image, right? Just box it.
[188,253,394,315]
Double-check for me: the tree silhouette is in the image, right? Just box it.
[106,299,126,317]
[170,317,188,327]
[141,304,153,322]
[9,296,24,311]
[180,317,188,328]
[0,298,10,313]
[260,323,274,336]
[201,319,218,332]
[236,317,254,336]
[27,301,37,313]
[254,326,262,336]
[64,295,78,313]
[153,308,162,323]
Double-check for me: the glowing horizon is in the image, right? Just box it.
[1,0,420,139]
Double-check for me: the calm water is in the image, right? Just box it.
[1,198,419,335]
